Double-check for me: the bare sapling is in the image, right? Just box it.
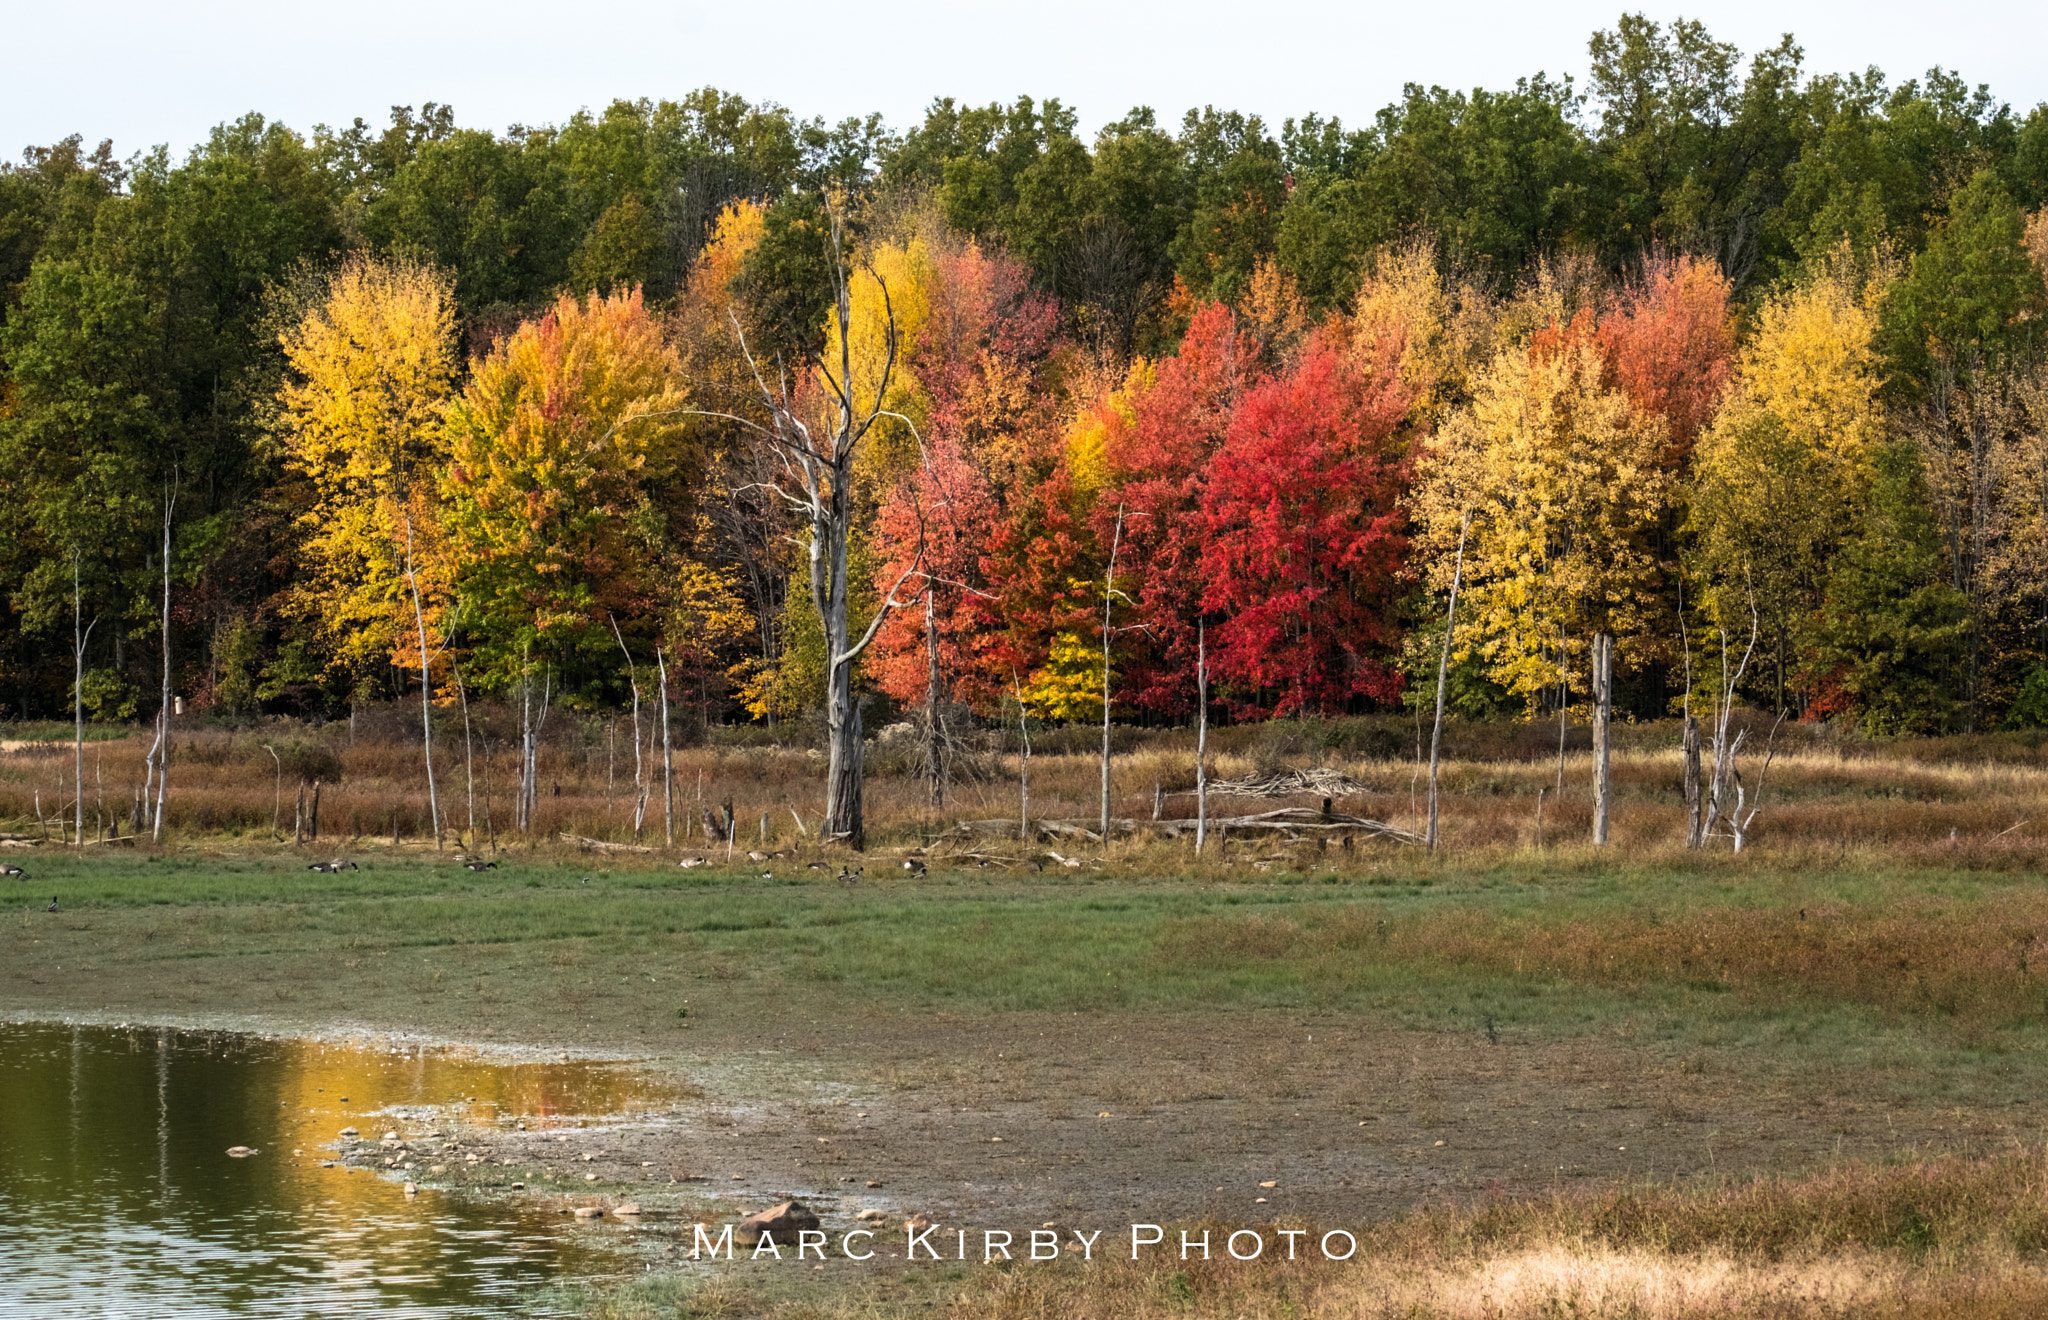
[1427,513,1469,852]
[658,646,673,846]
[143,477,176,842]
[71,549,96,851]
[1591,631,1613,846]
[1703,602,1781,851]
[1100,504,1126,843]
[400,512,443,846]
[610,616,648,839]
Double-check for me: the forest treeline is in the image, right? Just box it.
[5,13,2048,739]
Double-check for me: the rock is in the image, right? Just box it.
[403,1182,418,1197]
[1259,1180,1277,1188]
[737,1200,820,1243]
[225,1146,258,1158]
[429,1165,446,1173]
[573,1206,603,1218]
[383,1131,400,1141]
[510,1182,525,1190]
[903,1213,932,1233]
[319,1160,337,1169]
[339,1127,359,1137]
[614,1203,642,1216]
[865,1180,883,1188]
[585,1173,598,1181]
[856,1208,889,1222]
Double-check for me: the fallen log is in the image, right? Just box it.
[558,832,655,854]
[1158,807,1423,845]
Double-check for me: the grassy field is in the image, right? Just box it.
[6,712,2048,1316]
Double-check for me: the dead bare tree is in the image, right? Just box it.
[1427,513,1469,852]
[1701,601,1780,850]
[71,549,96,851]
[690,202,922,849]
[142,475,176,842]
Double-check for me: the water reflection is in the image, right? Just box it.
[0,1023,688,1318]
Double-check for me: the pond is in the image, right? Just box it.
[0,1021,688,1318]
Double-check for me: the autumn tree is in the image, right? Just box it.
[1416,337,1674,709]
[1687,243,1890,711]
[1200,332,1414,714]
[275,254,458,835]
[443,286,699,686]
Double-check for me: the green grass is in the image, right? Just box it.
[9,848,2047,1107]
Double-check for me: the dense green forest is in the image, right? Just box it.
[4,13,2048,739]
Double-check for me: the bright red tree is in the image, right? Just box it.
[1198,332,1415,715]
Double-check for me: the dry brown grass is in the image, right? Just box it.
[5,709,2047,863]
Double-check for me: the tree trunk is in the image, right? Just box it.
[658,647,673,847]
[924,589,944,808]
[309,780,321,843]
[455,660,475,846]
[1682,713,1702,848]
[1591,632,1612,846]
[151,480,175,843]
[1195,620,1208,858]
[402,515,441,847]
[1427,514,1469,852]
[1100,506,1125,843]
[73,550,90,851]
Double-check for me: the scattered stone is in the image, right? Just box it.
[865,1180,883,1188]
[1433,1140,1446,1147]
[429,1165,446,1174]
[989,1136,1003,1143]
[510,1182,525,1190]
[585,1173,598,1181]
[573,1206,603,1218]
[903,1213,932,1233]
[856,1208,889,1222]
[339,1127,359,1137]
[403,1182,419,1197]
[614,1203,642,1216]
[383,1131,400,1142]
[1254,1197,1268,1204]
[738,1201,820,1243]
[1259,1180,1277,1188]
[225,1146,258,1158]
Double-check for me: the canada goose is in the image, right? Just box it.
[745,850,770,863]
[678,856,709,869]
[462,860,496,872]
[901,859,927,875]
[805,861,831,872]
[46,897,59,913]
[768,849,794,859]
[307,860,357,873]
[837,867,862,885]
[0,864,25,880]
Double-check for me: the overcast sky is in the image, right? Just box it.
[8,0,2044,161]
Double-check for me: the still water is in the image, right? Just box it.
[0,1022,686,1318]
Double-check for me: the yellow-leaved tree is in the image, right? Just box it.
[1686,243,1891,709]
[1416,337,1673,707]
[275,254,458,693]
[275,253,459,839]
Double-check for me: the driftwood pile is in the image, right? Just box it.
[1183,767,1374,799]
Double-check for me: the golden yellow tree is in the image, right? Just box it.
[275,255,458,689]
[1687,243,1891,706]
[1416,338,1673,706]
[276,254,459,839]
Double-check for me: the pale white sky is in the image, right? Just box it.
[8,0,2044,161]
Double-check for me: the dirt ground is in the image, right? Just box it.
[305,1007,2048,1244]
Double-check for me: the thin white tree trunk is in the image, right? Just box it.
[1099,505,1124,841]
[1427,514,1469,852]
[455,659,475,846]
[402,514,441,847]
[1591,632,1612,846]
[658,647,673,846]
[611,617,646,838]
[72,550,93,851]
[150,480,175,842]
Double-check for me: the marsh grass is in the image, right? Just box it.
[570,1147,2048,1319]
